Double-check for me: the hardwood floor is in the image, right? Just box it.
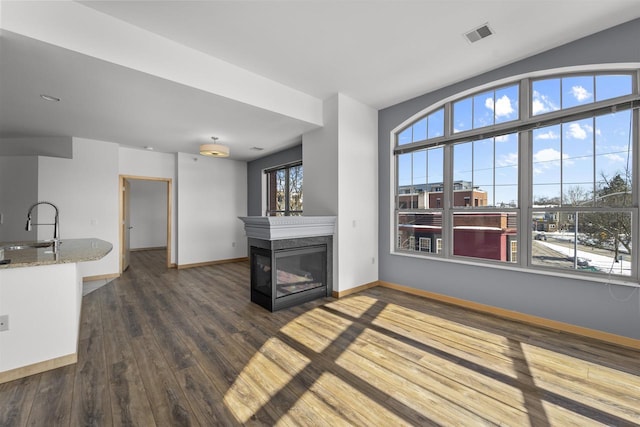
[1,249,639,426]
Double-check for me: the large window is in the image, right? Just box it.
[266,162,303,216]
[394,70,639,280]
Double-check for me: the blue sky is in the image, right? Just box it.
[398,74,633,207]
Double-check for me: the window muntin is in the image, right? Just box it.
[563,75,594,109]
[532,110,633,208]
[530,210,632,277]
[428,109,445,139]
[453,133,518,208]
[266,162,303,216]
[453,97,472,133]
[395,69,639,280]
[397,146,444,208]
[453,84,519,133]
[398,108,445,145]
[596,74,633,101]
[397,145,445,254]
[532,73,633,116]
[595,111,633,207]
[452,212,519,263]
[532,79,561,115]
[397,212,443,254]
[532,125,562,204]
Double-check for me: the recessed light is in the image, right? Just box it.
[250,146,265,151]
[40,94,61,102]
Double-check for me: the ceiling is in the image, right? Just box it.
[1,1,640,161]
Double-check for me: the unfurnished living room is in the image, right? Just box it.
[1,1,640,426]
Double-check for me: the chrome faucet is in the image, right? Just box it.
[25,201,60,248]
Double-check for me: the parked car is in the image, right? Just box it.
[534,232,547,241]
[569,256,590,267]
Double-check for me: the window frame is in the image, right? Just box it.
[265,161,303,216]
[392,68,640,283]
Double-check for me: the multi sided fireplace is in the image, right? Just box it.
[239,216,336,312]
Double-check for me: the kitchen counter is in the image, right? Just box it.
[0,238,112,269]
[0,237,112,383]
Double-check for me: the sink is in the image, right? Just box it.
[3,241,55,251]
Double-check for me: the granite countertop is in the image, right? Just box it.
[0,238,112,269]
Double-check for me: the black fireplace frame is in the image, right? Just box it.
[248,235,333,311]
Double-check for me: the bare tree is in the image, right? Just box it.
[288,165,303,213]
[581,173,632,257]
[563,185,591,206]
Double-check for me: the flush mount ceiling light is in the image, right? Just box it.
[200,137,229,157]
[40,94,61,102]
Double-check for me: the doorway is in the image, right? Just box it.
[119,175,172,273]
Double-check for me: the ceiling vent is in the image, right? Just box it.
[464,23,493,43]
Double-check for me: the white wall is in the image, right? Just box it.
[303,96,340,291]
[129,180,167,249]
[119,147,176,263]
[0,156,38,242]
[303,94,379,292]
[0,263,81,372]
[303,96,339,216]
[337,94,379,290]
[119,146,176,178]
[38,138,119,278]
[176,152,247,266]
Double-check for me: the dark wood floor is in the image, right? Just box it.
[1,249,639,426]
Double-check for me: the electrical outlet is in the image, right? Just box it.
[232,241,236,248]
[0,315,8,332]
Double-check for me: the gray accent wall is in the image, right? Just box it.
[378,18,640,340]
[247,145,302,216]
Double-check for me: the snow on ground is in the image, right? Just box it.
[536,240,630,276]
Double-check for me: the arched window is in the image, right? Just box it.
[394,70,639,280]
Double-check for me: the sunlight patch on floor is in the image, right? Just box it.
[335,346,493,425]
[521,342,640,425]
[280,307,353,353]
[541,400,605,426]
[294,372,410,426]
[372,303,520,378]
[223,337,309,423]
[324,294,379,318]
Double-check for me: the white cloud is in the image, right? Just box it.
[485,95,514,118]
[532,99,546,115]
[604,153,625,163]
[495,134,510,142]
[535,130,558,140]
[532,90,559,115]
[571,85,592,102]
[532,148,570,174]
[566,123,588,140]
[533,147,563,163]
[496,152,518,167]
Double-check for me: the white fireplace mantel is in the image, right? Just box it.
[238,216,336,241]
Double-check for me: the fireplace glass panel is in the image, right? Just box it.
[252,252,272,297]
[275,246,326,298]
